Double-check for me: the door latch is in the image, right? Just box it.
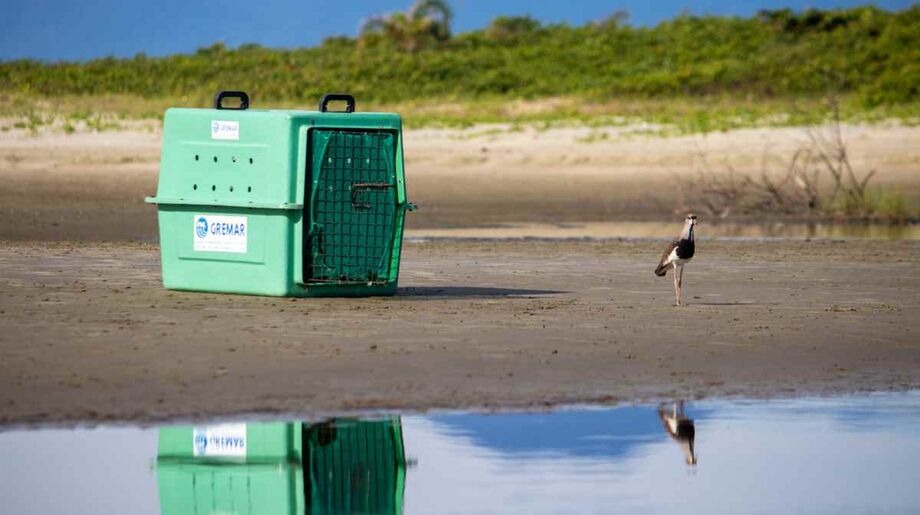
[350,182,393,210]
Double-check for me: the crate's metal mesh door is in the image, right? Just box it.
[307,130,396,283]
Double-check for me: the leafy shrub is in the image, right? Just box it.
[1,5,917,107]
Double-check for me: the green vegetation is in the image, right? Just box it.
[0,4,918,129]
[359,0,453,52]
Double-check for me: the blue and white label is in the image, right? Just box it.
[192,424,247,457]
[210,120,239,140]
[193,214,248,253]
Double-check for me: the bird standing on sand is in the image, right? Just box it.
[654,214,698,306]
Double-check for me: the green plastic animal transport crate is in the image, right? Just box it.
[145,92,413,297]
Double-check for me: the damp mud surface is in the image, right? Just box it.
[1,239,917,426]
[1,125,918,425]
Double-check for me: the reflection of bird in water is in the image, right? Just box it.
[654,214,698,306]
[658,401,697,465]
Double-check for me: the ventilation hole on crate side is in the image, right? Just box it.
[249,158,253,164]
[229,186,234,192]
[213,156,218,163]
[193,184,197,190]
[247,186,252,193]
[194,155,199,161]
[232,156,237,163]
[211,185,216,191]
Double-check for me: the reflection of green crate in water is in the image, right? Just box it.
[156,419,406,515]
[156,422,304,515]
[304,419,406,515]
[145,92,413,297]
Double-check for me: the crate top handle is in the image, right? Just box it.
[319,93,356,113]
[214,91,250,110]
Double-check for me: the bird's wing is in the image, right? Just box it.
[654,240,678,276]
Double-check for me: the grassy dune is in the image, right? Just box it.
[1,6,918,131]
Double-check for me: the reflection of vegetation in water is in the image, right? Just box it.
[156,418,406,514]
[1,5,918,130]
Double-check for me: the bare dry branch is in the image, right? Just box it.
[678,99,882,220]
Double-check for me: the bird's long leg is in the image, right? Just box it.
[678,265,684,303]
[673,265,680,306]
[676,265,684,306]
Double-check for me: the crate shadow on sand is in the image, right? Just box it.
[397,286,566,299]
[691,301,781,306]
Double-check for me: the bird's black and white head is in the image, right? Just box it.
[680,214,698,240]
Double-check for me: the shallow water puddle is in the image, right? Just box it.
[406,221,920,241]
[1,392,918,514]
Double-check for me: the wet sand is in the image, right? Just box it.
[1,239,917,426]
[1,124,918,426]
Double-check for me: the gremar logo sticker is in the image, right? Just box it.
[193,424,247,457]
[211,120,239,140]
[193,214,247,253]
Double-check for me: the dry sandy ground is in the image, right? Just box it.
[1,123,918,240]
[0,239,917,426]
